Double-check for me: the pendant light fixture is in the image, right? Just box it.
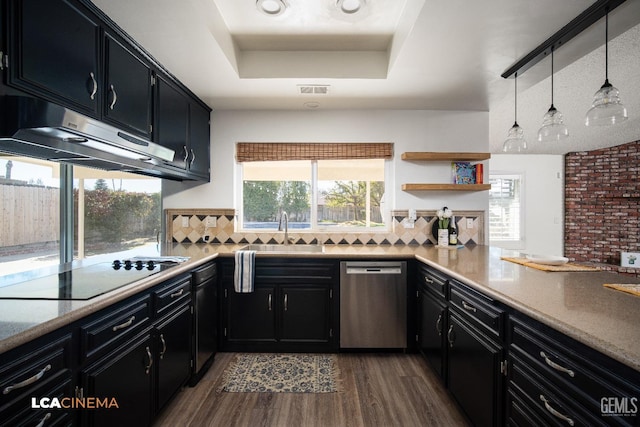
[503,72,527,153]
[537,48,569,142]
[585,11,628,126]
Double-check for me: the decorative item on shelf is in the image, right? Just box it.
[449,217,458,245]
[585,11,628,126]
[436,207,452,247]
[452,162,476,184]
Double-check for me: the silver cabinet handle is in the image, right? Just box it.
[436,313,443,336]
[424,276,434,284]
[2,364,51,395]
[190,149,196,167]
[35,412,51,427]
[461,300,477,312]
[109,84,117,109]
[170,288,185,298]
[183,145,189,164]
[540,351,575,377]
[539,395,575,426]
[284,293,288,311]
[89,72,97,100]
[159,334,167,360]
[447,325,455,348]
[112,316,135,332]
[268,294,272,311]
[144,346,153,374]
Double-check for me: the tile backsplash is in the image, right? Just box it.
[166,209,484,246]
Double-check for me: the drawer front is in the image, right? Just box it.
[510,316,640,421]
[417,264,447,298]
[0,334,72,408]
[193,262,216,285]
[81,295,151,360]
[509,353,613,427]
[449,280,503,337]
[1,377,73,427]
[154,275,192,317]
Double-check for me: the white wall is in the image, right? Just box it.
[490,154,564,256]
[164,109,489,217]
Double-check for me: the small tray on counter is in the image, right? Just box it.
[501,256,599,272]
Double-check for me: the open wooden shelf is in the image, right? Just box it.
[401,152,491,161]
[402,183,491,192]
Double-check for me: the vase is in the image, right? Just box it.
[437,228,449,247]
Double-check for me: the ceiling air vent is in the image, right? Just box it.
[298,85,330,95]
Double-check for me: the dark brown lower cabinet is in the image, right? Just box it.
[447,312,504,427]
[417,285,447,380]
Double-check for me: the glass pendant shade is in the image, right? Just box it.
[585,82,628,126]
[538,50,568,142]
[503,74,527,153]
[538,106,569,142]
[503,122,527,152]
[585,12,627,126]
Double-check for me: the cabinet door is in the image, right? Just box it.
[81,333,153,427]
[156,304,192,412]
[280,286,331,343]
[10,0,100,115]
[188,101,211,178]
[418,288,447,379]
[447,313,503,427]
[155,76,189,169]
[226,287,276,342]
[103,32,152,138]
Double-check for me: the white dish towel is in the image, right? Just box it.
[234,250,256,293]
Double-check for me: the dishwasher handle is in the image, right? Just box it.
[345,267,403,275]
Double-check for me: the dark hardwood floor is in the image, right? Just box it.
[155,352,470,427]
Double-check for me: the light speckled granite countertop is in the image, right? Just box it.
[1,243,639,373]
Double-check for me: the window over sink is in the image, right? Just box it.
[236,143,392,231]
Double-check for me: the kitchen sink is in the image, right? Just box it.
[239,244,325,253]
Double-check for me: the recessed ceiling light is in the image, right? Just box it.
[256,0,286,16]
[337,0,365,14]
[304,101,321,109]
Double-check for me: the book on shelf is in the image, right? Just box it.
[451,162,484,184]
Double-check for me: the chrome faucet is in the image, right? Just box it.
[278,211,289,245]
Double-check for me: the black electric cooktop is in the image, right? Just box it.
[0,259,182,300]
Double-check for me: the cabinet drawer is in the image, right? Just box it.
[509,353,610,426]
[0,334,72,408]
[509,316,640,421]
[81,295,151,360]
[449,280,503,337]
[417,263,447,298]
[153,275,192,317]
[1,377,73,427]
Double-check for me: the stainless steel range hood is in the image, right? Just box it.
[0,96,193,180]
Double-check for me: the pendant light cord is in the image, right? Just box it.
[550,48,555,108]
[605,12,609,83]
[514,72,518,124]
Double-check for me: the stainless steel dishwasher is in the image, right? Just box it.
[340,261,407,348]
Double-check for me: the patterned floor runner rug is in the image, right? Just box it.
[218,353,341,393]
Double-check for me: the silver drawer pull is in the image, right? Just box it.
[447,325,455,348]
[112,316,135,332]
[170,288,185,298]
[35,412,51,427]
[540,395,575,426]
[109,84,117,109]
[540,351,575,378]
[461,300,477,312]
[436,313,443,336]
[3,364,51,395]
[268,294,272,311]
[424,276,434,284]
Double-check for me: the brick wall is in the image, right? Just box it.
[565,141,639,276]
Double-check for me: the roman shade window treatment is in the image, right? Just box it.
[235,142,393,162]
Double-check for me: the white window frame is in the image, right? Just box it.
[489,171,525,250]
[235,159,393,232]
